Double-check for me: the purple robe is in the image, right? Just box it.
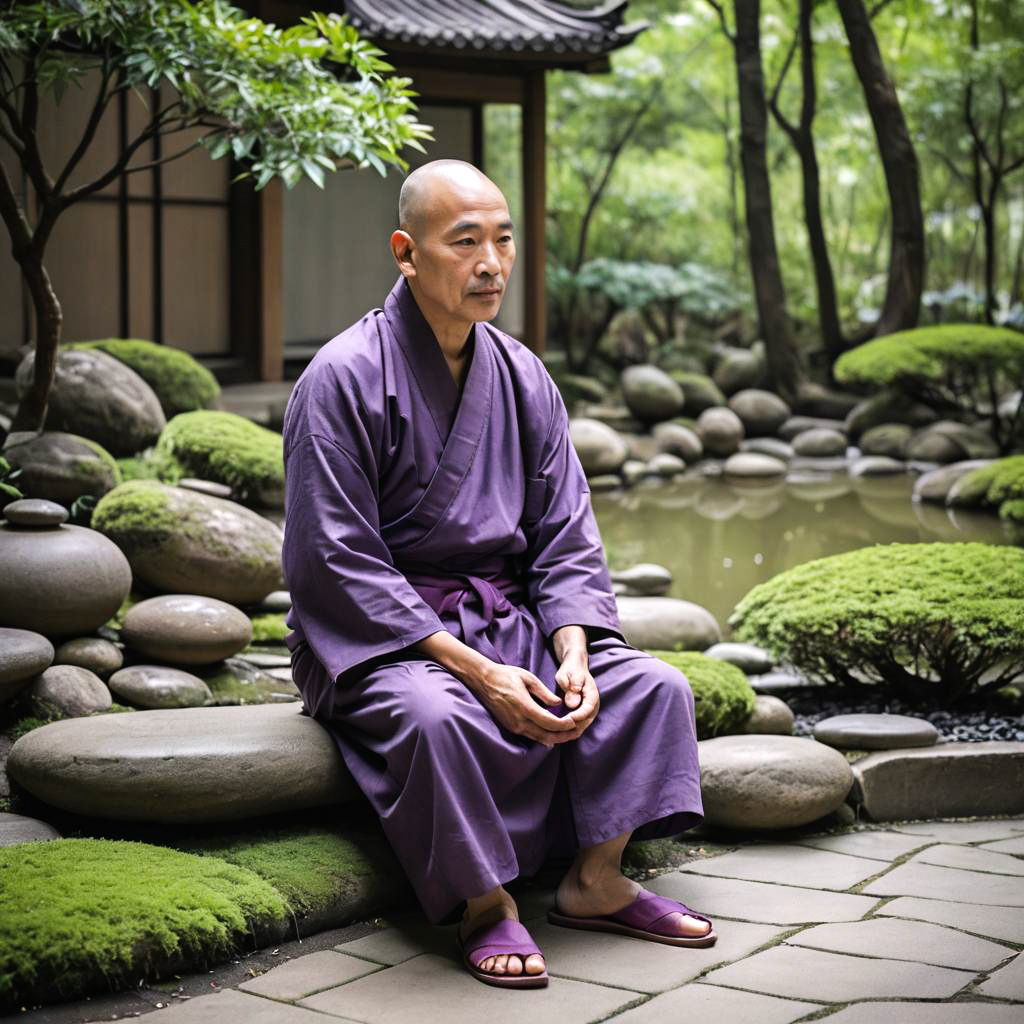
[282,276,703,925]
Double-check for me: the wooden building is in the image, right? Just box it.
[0,1,642,382]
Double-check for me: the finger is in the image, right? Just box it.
[525,676,562,706]
[525,703,578,730]
[566,681,599,725]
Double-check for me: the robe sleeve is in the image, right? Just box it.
[282,431,446,686]
[521,385,625,644]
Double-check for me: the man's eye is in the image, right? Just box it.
[456,238,475,246]
[499,235,513,243]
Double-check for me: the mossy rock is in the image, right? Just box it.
[2,431,121,504]
[951,455,1024,511]
[728,541,1024,704]
[649,650,755,739]
[669,371,726,414]
[0,838,287,1011]
[70,339,220,418]
[155,411,284,508]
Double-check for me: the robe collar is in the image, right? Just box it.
[383,275,480,444]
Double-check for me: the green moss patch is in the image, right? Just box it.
[0,838,287,1011]
[92,481,177,552]
[250,612,288,644]
[649,650,756,738]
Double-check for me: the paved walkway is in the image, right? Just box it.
[69,818,1024,1023]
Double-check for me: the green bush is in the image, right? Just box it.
[729,542,1024,704]
[834,324,1024,453]
[154,411,284,506]
[70,339,220,417]
[649,650,755,738]
[952,457,1024,531]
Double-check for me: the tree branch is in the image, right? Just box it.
[869,0,896,17]
[53,55,116,195]
[705,0,735,44]
[768,29,799,138]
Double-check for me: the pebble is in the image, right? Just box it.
[2,498,69,527]
[54,637,123,678]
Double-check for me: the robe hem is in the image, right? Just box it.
[574,796,705,848]
[327,621,448,691]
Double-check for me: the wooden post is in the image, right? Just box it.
[259,177,283,382]
[522,69,547,357]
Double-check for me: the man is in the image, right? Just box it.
[281,159,712,990]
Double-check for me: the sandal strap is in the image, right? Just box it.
[610,891,713,935]
[464,918,542,963]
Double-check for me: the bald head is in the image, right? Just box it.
[398,159,504,237]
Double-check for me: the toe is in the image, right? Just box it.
[524,953,546,975]
[505,955,523,975]
[668,911,711,937]
[493,954,509,973]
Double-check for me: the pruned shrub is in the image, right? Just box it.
[951,456,1024,526]
[649,649,755,738]
[728,542,1024,704]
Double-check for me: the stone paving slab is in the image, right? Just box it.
[112,988,352,1022]
[700,944,976,1001]
[679,844,882,891]
[980,835,1024,855]
[610,983,816,1024]
[297,953,643,1023]
[863,860,1024,905]
[875,896,1024,944]
[527,917,784,994]
[237,950,382,1000]
[976,951,1024,1000]
[914,842,1024,876]
[794,829,930,862]
[649,872,879,924]
[785,917,1013,970]
[892,819,1024,843]
[815,1002,1024,1023]
[335,916,455,965]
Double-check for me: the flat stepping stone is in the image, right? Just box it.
[864,859,1024,906]
[814,713,938,750]
[2,497,68,526]
[238,950,379,1001]
[698,735,853,830]
[137,989,338,1022]
[680,844,880,891]
[851,742,1024,820]
[891,818,1024,843]
[108,665,213,709]
[7,703,358,823]
[610,985,815,1024]
[914,842,1024,877]
[876,896,1024,944]
[796,829,930,862]
[817,1002,1024,1023]
[0,627,53,700]
[0,812,61,847]
[976,951,1024,1000]
[703,641,775,674]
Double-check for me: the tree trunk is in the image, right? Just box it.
[9,253,62,434]
[837,0,924,336]
[733,0,802,404]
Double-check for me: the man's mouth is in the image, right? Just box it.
[470,285,503,297]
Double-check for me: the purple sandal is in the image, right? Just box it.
[547,889,717,948]
[457,918,549,988]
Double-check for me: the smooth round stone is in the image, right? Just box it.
[0,522,132,636]
[0,628,54,701]
[747,669,818,693]
[0,812,62,847]
[713,348,765,395]
[779,416,847,442]
[849,455,907,477]
[569,417,629,476]
[616,596,721,651]
[588,473,623,492]
[108,665,213,709]
[620,459,647,486]
[723,452,787,478]
[177,477,233,499]
[609,563,672,597]
[54,637,123,678]
[28,665,111,717]
[121,594,253,665]
[652,422,703,462]
[698,734,854,829]
[256,590,292,614]
[860,423,912,459]
[6,703,355,823]
[697,407,744,457]
[2,498,68,526]
[621,364,685,422]
[727,388,791,437]
[791,427,847,457]
[703,641,775,674]
[741,694,795,736]
[740,437,794,462]
[235,651,292,669]
[913,459,993,504]
[813,713,940,750]
[644,452,686,477]
[2,430,120,504]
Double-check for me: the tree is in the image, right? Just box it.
[0,0,430,434]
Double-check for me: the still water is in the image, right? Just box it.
[592,470,1015,636]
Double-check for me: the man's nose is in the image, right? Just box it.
[476,241,501,275]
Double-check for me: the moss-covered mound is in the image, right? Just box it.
[729,542,1024,704]
[155,411,284,507]
[649,650,755,738]
[250,612,288,645]
[0,838,286,1011]
[70,339,220,418]
[951,455,1024,522]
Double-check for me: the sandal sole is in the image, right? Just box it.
[547,909,717,948]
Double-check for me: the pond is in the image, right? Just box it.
[593,468,1017,634]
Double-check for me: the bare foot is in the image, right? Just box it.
[458,896,546,976]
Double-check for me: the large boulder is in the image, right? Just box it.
[697,407,745,457]
[728,389,791,437]
[6,703,357,823]
[620,365,686,423]
[121,594,253,665]
[91,480,284,604]
[15,348,165,456]
[569,418,629,476]
[698,734,854,829]
[616,596,721,651]
[2,431,121,504]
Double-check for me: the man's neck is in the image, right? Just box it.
[407,280,474,361]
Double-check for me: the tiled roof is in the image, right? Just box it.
[345,0,644,56]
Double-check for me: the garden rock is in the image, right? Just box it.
[6,703,357,823]
[108,665,213,709]
[91,480,284,605]
[747,669,816,694]
[703,641,775,674]
[609,563,672,596]
[0,813,61,847]
[794,380,862,420]
[622,432,658,462]
[620,364,685,422]
[860,423,913,459]
[256,590,292,614]
[576,403,643,434]
[2,498,67,526]
[199,657,300,704]
[740,437,794,461]
[844,390,938,442]
[28,665,111,717]
[907,420,1000,463]
[53,637,123,678]
[644,452,686,477]
[668,371,725,414]
[177,477,232,499]
[792,428,847,457]
[698,734,853,829]
[616,596,721,651]
[712,348,766,395]
[741,694,795,735]
[849,456,908,477]
[122,594,253,665]
[588,474,623,492]
[652,421,702,462]
[697,406,744,457]
[723,452,787,478]
[727,388,791,437]
[15,347,165,456]
[813,713,939,750]
[0,628,54,702]
[1,431,121,504]
[621,459,647,486]
[779,416,847,442]
[569,417,629,476]
[913,460,993,504]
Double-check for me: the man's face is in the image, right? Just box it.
[395,175,516,331]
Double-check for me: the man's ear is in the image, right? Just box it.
[390,230,416,278]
